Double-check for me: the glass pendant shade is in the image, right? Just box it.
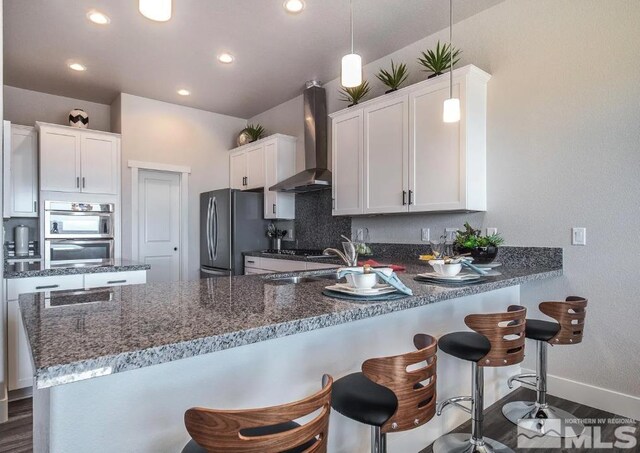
[341,53,362,88]
[139,0,172,22]
[443,98,461,123]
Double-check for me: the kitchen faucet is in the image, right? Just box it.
[323,242,358,267]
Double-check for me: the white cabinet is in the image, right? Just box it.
[330,65,490,215]
[37,122,120,195]
[363,95,408,214]
[229,134,297,219]
[3,123,39,218]
[264,137,296,219]
[331,110,363,216]
[5,270,147,390]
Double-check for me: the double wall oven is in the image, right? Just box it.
[44,201,115,267]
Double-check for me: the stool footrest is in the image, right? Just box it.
[507,373,537,389]
[437,396,472,416]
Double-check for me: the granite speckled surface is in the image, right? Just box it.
[19,257,561,389]
[4,259,150,279]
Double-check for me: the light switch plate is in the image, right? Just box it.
[572,227,586,246]
[487,227,498,236]
[445,228,458,241]
[421,228,430,242]
[355,228,364,241]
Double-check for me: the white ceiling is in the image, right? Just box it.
[4,0,504,119]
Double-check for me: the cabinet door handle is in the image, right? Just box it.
[272,203,276,214]
[36,284,59,290]
[82,177,86,188]
[107,280,127,284]
[402,190,407,205]
[76,177,80,188]
[408,190,414,205]
[247,260,256,264]
[34,201,37,212]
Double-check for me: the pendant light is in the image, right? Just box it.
[443,0,460,123]
[139,0,172,22]
[341,0,362,87]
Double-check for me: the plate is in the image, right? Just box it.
[416,272,483,282]
[325,283,396,296]
[475,262,502,269]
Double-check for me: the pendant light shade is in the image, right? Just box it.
[139,0,172,22]
[341,54,362,88]
[443,0,460,123]
[443,98,461,123]
[341,0,362,88]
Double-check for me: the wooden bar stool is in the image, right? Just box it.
[433,305,527,453]
[331,334,437,453]
[182,374,332,452]
[502,296,588,438]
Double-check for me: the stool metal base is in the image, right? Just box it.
[433,433,514,453]
[502,401,585,437]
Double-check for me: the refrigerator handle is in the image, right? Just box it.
[212,197,219,261]
[206,197,213,260]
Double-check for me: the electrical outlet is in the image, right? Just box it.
[572,228,586,246]
[445,228,458,241]
[421,228,430,242]
[486,227,498,236]
[355,228,364,241]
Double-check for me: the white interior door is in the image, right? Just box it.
[138,170,181,282]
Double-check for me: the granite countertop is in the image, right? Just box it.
[19,256,562,389]
[4,259,150,279]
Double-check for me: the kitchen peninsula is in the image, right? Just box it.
[20,247,561,452]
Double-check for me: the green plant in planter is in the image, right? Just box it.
[376,60,409,93]
[242,124,266,142]
[454,222,504,249]
[418,41,461,78]
[339,80,371,106]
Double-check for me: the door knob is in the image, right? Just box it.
[174,247,178,251]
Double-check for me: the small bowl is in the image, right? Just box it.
[346,272,378,289]
[428,260,462,277]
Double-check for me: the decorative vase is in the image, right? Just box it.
[237,130,252,147]
[456,246,499,264]
[69,109,89,128]
[427,73,441,79]
[384,88,398,94]
[271,238,282,251]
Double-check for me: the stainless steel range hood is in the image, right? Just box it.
[269,81,331,193]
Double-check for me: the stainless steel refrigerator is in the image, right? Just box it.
[200,189,270,277]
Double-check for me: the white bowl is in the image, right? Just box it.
[429,261,462,277]
[346,272,378,289]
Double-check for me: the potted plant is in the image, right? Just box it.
[418,41,461,78]
[376,60,409,93]
[240,124,266,143]
[339,80,371,107]
[454,222,504,264]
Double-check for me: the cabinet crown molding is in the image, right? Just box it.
[229,133,297,153]
[36,121,121,138]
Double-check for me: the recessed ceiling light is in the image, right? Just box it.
[283,0,305,14]
[177,89,190,96]
[87,10,110,25]
[69,63,87,72]
[139,0,172,22]
[217,53,235,64]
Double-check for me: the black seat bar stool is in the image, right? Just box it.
[433,305,527,453]
[502,296,588,438]
[331,334,437,453]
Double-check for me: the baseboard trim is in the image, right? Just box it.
[522,368,640,421]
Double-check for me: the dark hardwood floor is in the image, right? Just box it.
[0,398,32,453]
[0,389,637,452]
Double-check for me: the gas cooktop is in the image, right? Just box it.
[261,249,331,258]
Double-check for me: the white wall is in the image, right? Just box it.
[115,93,246,280]
[249,0,640,400]
[3,85,111,131]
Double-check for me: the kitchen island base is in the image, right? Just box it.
[34,286,521,453]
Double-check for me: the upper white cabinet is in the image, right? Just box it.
[3,123,39,218]
[229,134,296,219]
[37,122,120,195]
[330,65,490,215]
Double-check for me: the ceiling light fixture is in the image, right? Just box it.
[87,10,110,25]
[217,53,235,64]
[341,0,362,88]
[283,0,305,14]
[139,0,172,22]
[443,0,460,123]
[68,63,87,72]
[177,89,190,96]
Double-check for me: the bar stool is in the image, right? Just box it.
[433,305,527,453]
[331,334,437,453]
[182,374,332,452]
[502,296,588,438]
